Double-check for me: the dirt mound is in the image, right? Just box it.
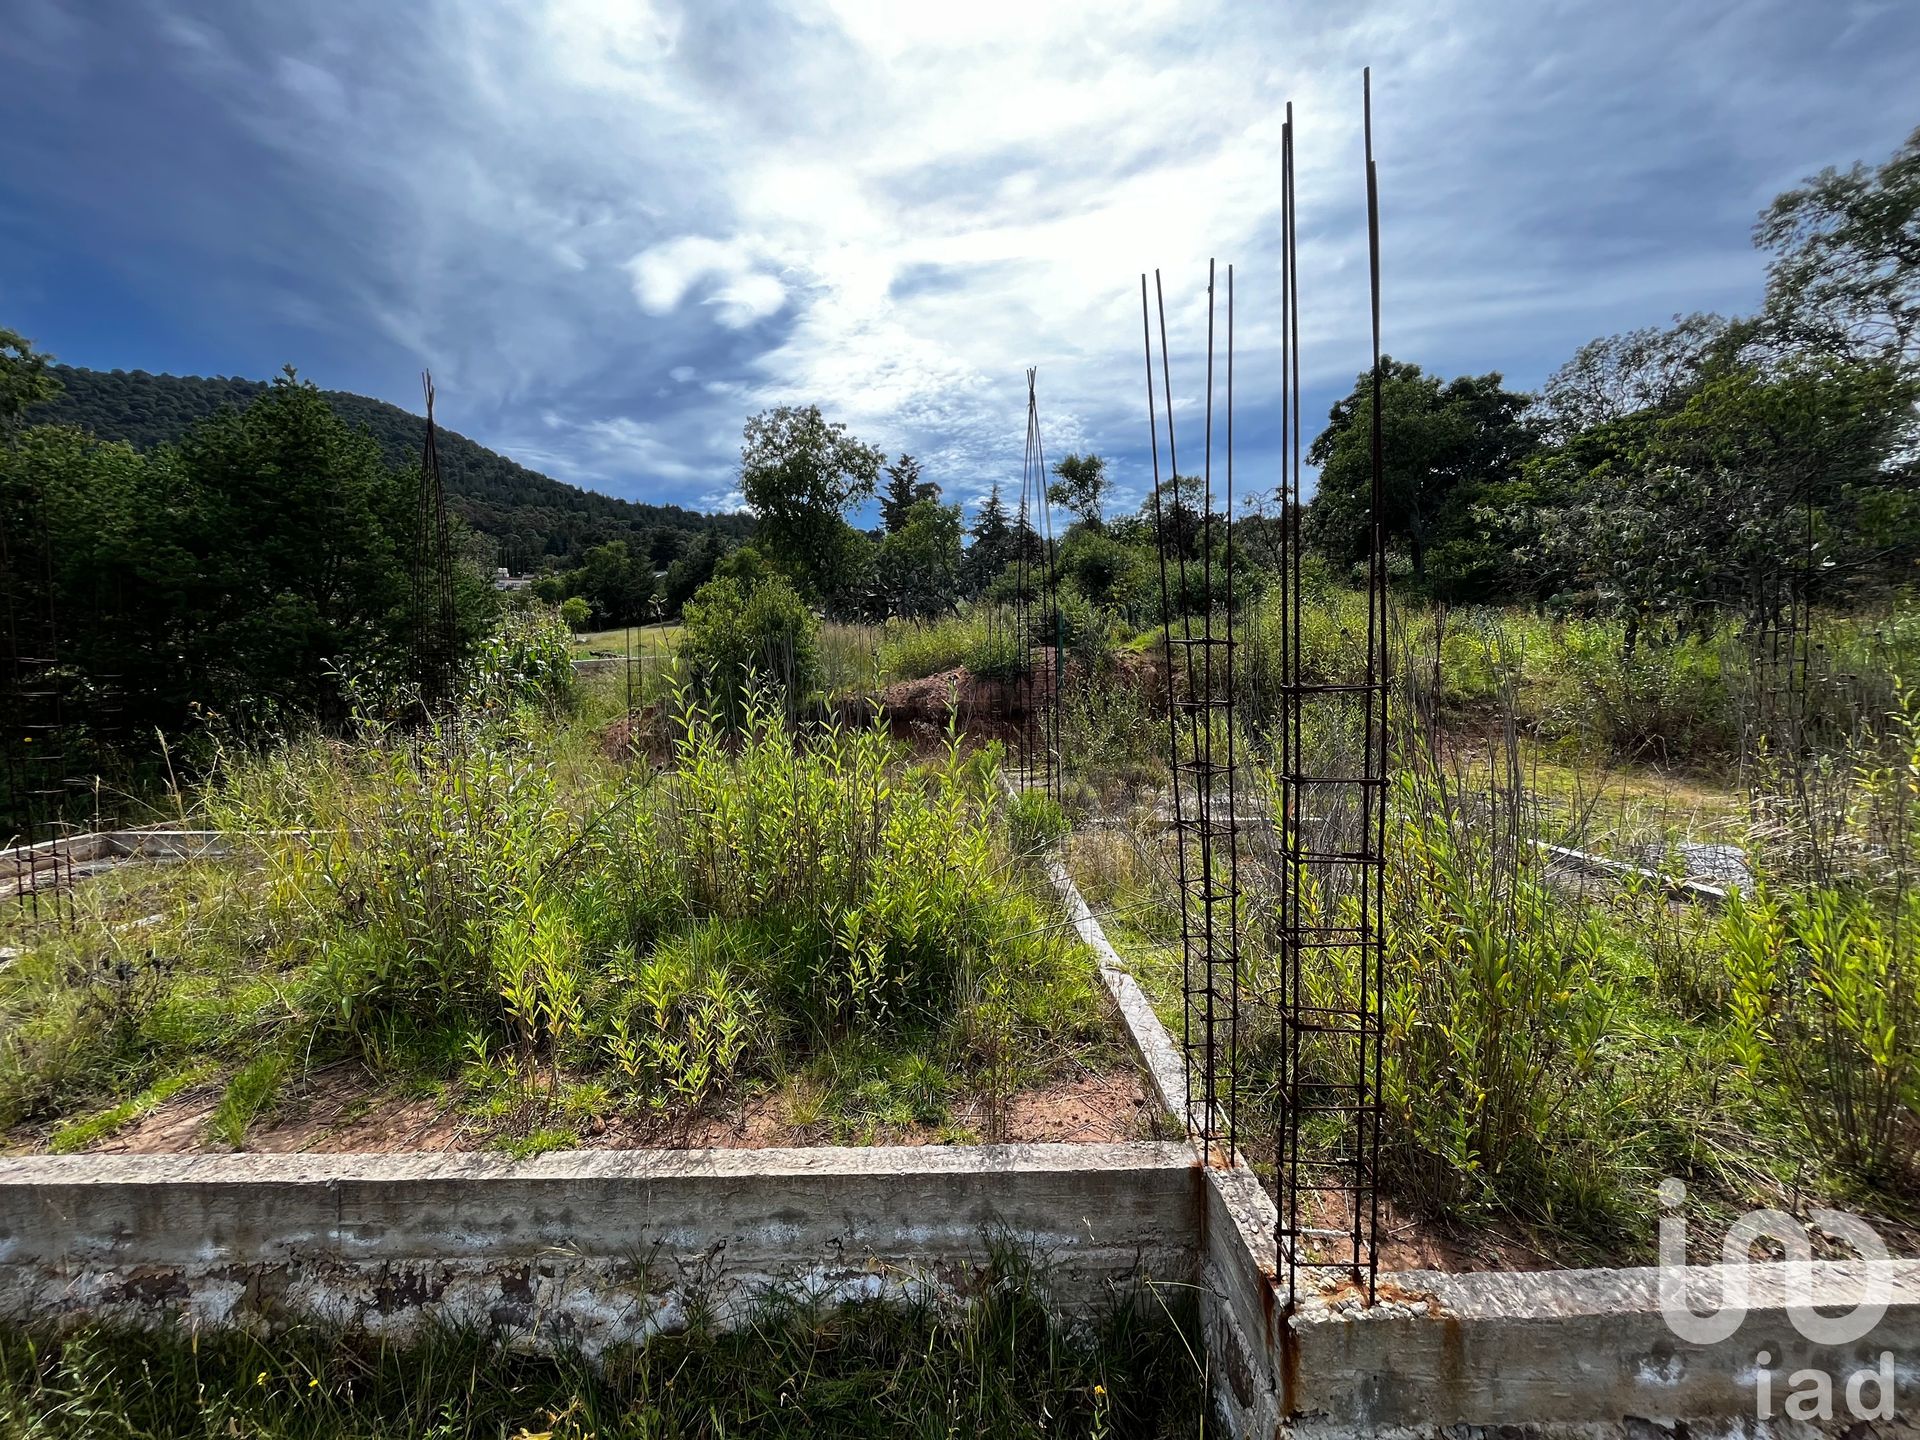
[598,702,674,762]
[869,648,1164,734]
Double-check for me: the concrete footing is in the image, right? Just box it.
[0,1145,1198,1351]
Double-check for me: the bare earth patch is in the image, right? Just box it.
[23,1061,1164,1156]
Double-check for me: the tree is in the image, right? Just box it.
[1757,125,1920,368]
[1047,452,1110,529]
[1537,314,1732,438]
[0,327,59,428]
[559,596,592,632]
[1116,473,1219,562]
[161,368,430,724]
[1537,356,1919,633]
[565,540,655,627]
[738,405,884,602]
[879,452,938,533]
[877,498,964,617]
[662,531,728,617]
[965,485,1018,597]
[1305,360,1539,595]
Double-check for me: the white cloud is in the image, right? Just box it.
[11,0,1918,509]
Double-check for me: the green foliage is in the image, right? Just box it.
[679,572,820,716]
[878,451,937,533]
[0,326,59,426]
[558,595,591,631]
[547,540,657,627]
[1305,360,1540,596]
[1757,123,1920,367]
[210,1051,290,1148]
[1537,352,1919,626]
[28,362,754,570]
[738,404,884,602]
[1007,790,1070,855]
[1372,750,1615,1211]
[876,496,965,618]
[876,611,993,681]
[1047,452,1111,529]
[965,485,1021,596]
[0,368,524,823]
[1719,885,1918,1181]
[965,622,1028,685]
[0,1251,1203,1438]
[464,604,576,715]
[0,691,1101,1142]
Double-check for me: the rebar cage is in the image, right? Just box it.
[1143,73,1391,1306]
[1013,367,1062,803]
[1141,264,1242,1159]
[1272,79,1390,1306]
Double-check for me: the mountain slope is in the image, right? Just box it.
[29,365,752,569]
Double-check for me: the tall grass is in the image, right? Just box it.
[0,1249,1204,1438]
[1,685,1106,1145]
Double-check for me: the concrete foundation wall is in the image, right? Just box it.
[1286,1260,1920,1432]
[0,1144,1198,1351]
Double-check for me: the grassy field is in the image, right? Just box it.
[567,622,682,660]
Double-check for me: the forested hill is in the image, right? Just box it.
[29,365,753,570]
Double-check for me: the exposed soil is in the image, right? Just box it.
[595,651,1170,764]
[32,1060,1165,1158]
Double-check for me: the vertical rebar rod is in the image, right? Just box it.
[1274,78,1388,1307]
[1144,266,1240,1157]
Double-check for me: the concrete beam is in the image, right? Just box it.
[0,1144,1199,1351]
[1288,1260,1920,1430]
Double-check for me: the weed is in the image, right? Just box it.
[211,1051,290,1149]
[0,1249,1204,1438]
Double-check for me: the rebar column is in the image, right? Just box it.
[1274,76,1389,1306]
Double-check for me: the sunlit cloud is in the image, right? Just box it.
[2,0,1914,515]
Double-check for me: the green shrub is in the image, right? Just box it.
[1007,790,1070,855]
[877,611,991,682]
[465,604,576,713]
[965,621,1028,685]
[1720,885,1919,1180]
[679,573,819,716]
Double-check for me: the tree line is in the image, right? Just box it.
[1,355,498,788]
[1305,125,1920,638]
[30,365,754,573]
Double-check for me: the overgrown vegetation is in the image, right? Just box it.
[0,650,1110,1151]
[1067,613,1920,1264]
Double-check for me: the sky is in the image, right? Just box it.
[2,1,1916,522]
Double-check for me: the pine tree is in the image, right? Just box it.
[965,484,1016,595]
[880,452,938,533]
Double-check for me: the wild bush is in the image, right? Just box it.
[1374,748,1614,1211]
[679,573,819,717]
[876,611,991,682]
[1,684,1100,1137]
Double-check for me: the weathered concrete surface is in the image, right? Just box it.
[1288,1260,1920,1431]
[0,1143,1198,1351]
[1203,1163,1287,1438]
